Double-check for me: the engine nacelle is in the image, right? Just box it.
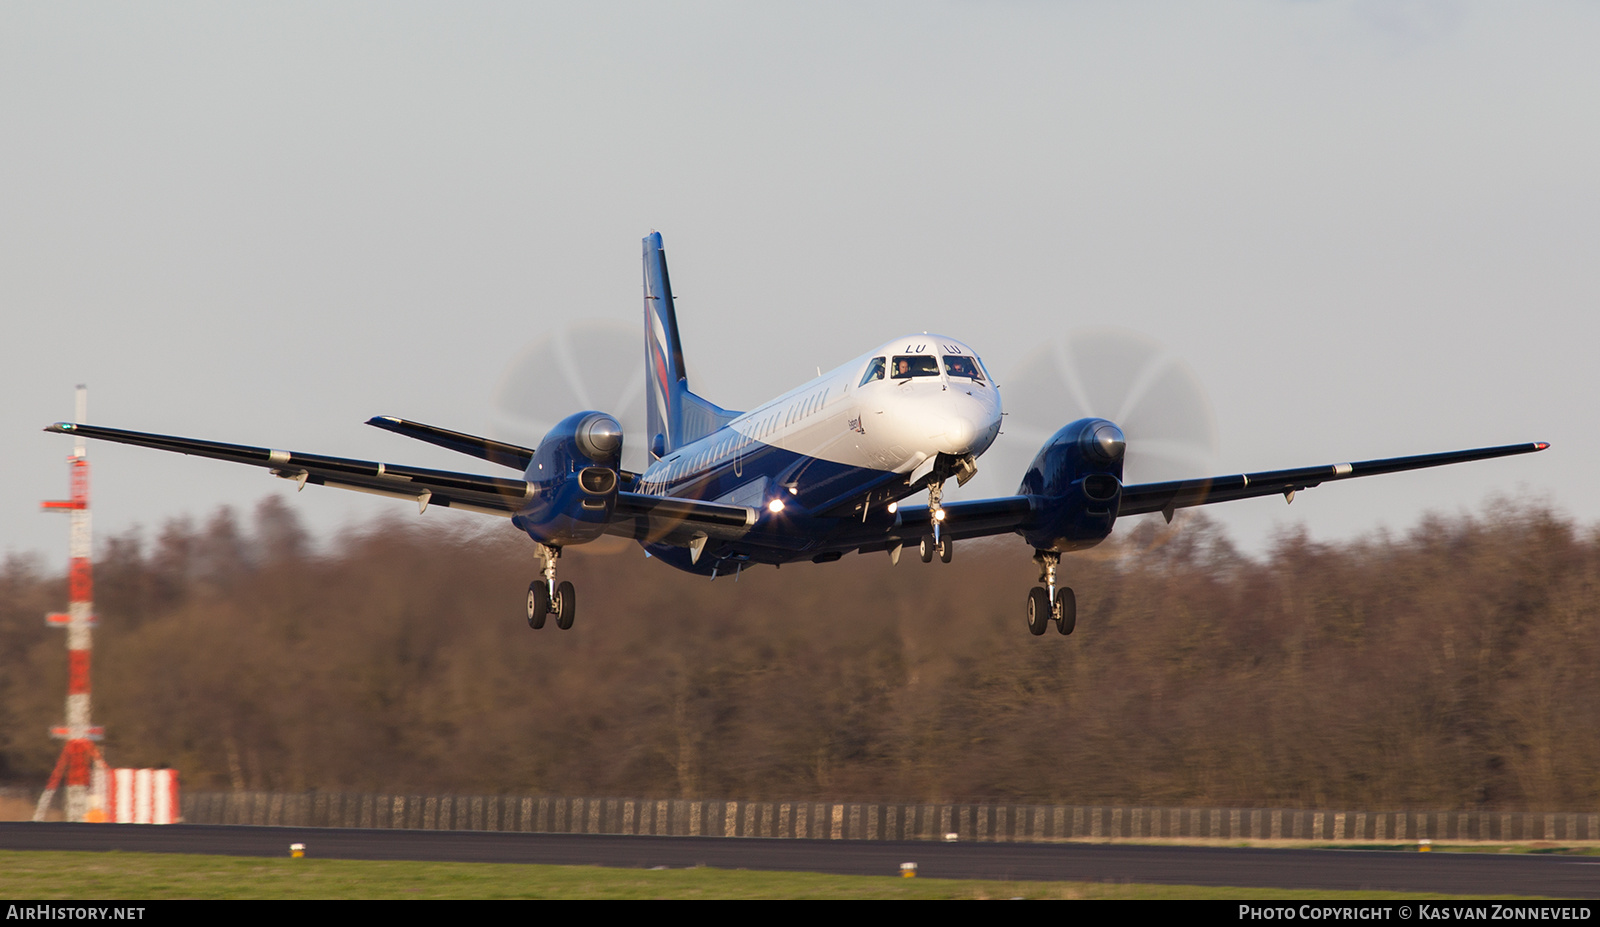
[511,411,623,545]
[1016,417,1125,553]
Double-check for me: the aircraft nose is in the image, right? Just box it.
[943,414,976,453]
[938,391,999,457]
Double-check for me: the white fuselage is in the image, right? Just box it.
[638,334,1002,510]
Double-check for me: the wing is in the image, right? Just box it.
[46,422,534,517]
[1119,441,1550,521]
[847,440,1548,551]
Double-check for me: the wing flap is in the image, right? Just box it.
[882,496,1036,543]
[606,492,758,542]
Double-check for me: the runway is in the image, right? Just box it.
[2,823,1596,897]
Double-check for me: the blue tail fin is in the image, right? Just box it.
[643,232,740,460]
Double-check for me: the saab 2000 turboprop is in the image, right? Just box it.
[48,232,1549,636]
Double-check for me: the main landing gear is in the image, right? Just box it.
[526,543,576,631]
[1026,550,1075,636]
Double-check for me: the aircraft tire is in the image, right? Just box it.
[939,537,953,563]
[1026,587,1051,636]
[527,582,549,630]
[920,537,934,563]
[554,581,577,630]
[1055,588,1077,635]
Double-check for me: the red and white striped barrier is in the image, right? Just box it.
[109,768,180,824]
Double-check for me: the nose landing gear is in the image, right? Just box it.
[922,453,974,552]
[525,544,577,631]
[927,479,946,545]
[1026,550,1075,636]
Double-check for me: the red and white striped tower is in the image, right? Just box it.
[35,385,107,823]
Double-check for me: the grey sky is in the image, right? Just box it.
[4,2,1595,568]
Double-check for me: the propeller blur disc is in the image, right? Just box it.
[975,326,1219,496]
[491,320,648,474]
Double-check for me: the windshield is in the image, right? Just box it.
[943,355,985,381]
[859,357,886,387]
[890,355,940,379]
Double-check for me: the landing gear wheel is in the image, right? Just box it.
[527,582,549,630]
[1026,587,1051,636]
[554,581,576,630]
[1054,587,1077,635]
[938,537,953,563]
[920,537,934,563]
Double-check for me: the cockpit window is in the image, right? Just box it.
[943,355,985,381]
[859,357,886,387]
[890,355,940,379]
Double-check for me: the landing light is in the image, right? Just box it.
[887,502,898,514]
[934,509,946,521]
[768,499,786,514]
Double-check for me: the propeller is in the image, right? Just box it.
[491,320,648,474]
[994,326,1218,485]
[491,320,646,556]
[959,327,1220,551]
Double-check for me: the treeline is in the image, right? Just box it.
[2,496,1596,811]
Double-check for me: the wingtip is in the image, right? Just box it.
[44,422,76,433]
[1535,441,1551,451]
[366,415,401,427]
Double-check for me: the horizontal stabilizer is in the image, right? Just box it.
[366,415,534,471]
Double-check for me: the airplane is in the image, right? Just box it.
[47,231,1549,636]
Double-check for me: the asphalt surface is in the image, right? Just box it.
[2,823,1597,898]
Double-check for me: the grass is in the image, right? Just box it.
[0,850,1525,900]
[1326,843,1600,856]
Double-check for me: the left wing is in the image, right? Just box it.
[45,422,534,517]
[847,440,1548,550]
[1119,441,1549,521]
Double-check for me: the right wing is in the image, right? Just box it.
[45,422,753,539]
[47,422,535,517]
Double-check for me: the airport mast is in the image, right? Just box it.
[34,385,108,822]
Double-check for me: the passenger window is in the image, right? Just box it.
[890,355,940,379]
[859,357,886,387]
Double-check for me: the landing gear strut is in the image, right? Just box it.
[525,543,576,630]
[1027,550,1075,636]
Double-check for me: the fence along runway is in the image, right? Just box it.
[182,791,1600,844]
